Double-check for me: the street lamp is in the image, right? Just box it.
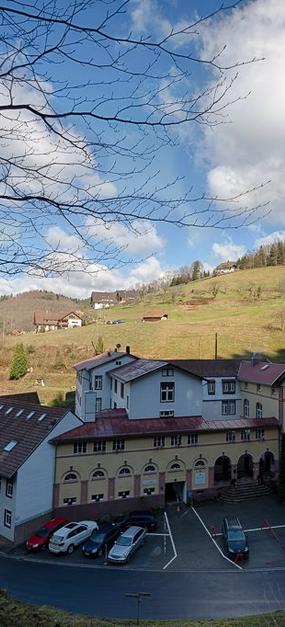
[125,592,151,625]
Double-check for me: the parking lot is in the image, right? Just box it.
[9,494,285,572]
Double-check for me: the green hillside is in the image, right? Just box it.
[0,266,285,404]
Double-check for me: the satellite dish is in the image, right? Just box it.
[116,343,121,349]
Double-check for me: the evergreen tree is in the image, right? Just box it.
[95,336,104,355]
[267,242,278,266]
[278,434,285,503]
[9,343,28,380]
[191,260,203,281]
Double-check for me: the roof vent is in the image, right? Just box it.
[16,409,24,417]
[38,413,47,422]
[26,411,35,420]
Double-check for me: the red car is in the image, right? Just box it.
[26,518,67,552]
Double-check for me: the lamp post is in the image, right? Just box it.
[125,592,151,625]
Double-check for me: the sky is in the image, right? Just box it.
[1,0,285,298]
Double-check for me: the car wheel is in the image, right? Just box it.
[67,544,74,554]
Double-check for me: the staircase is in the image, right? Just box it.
[220,479,272,503]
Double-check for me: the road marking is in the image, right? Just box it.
[146,532,169,537]
[191,506,243,571]
[214,523,285,537]
[162,512,177,570]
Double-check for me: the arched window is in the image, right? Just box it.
[63,472,78,482]
[92,469,105,479]
[118,467,131,476]
[144,464,156,473]
[256,402,263,419]
[195,460,206,467]
[243,399,249,418]
[170,462,181,470]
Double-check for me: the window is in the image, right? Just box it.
[144,464,156,473]
[118,467,131,475]
[160,410,174,418]
[160,382,175,402]
[3,440,17,452]
[73,441,87,454]
[195,460,205,467]
[93,440,106,452]
[255,428,265,440]
[222,400,236,415]
[170,462,181,470]
[26,411,35,419]
[222,380,236,394]
[144,487,155,495]
[63,497,77,505]
[118,490,130,498]
[112,439,125,451]
[63,472,78,482]
[170,434,182,447]
[95,397,102,413]
[120,382,124,399]
[115,360,122,366]
[162,367,174,377]
[153,435,165,448]
[38,413,47,422]
[241,429,251,441]
[5,407,13,416]
[226,431,236,442]
[256,384,261,392]
[94,376,102,390]
[6,481,13,498]
[207,380,215,395]
[114,379,118,394]
[92,469,105,478]
[91,494,104,501]
[243,399,249,418]
[271,387,277,395]
[256,402,263,419]
[4,509,11,528]
[188,433,199,445]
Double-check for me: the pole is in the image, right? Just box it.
[125,592,151,625]
[215,332,218,360]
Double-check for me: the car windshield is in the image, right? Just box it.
[35,528,49,537]
[90,531,106,542]
[117,536,132,546]
[228,530,245,542]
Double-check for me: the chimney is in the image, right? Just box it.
[126,345,130,355]
[251,353,257,367]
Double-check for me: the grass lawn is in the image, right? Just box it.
[0,590,285,627]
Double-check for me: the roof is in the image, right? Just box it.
[238,360,285,385]
[143,310,167,318]
[215,261,237,270]
[91,290,137,303]
[0,392,40,404]
[108,359,167,382]
[169,359,241,378]
[0,401,70,478]
[53,411,280,443]
[73,351,133,372]
[34,311,81,325]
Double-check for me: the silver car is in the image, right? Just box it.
[107,526,146,563]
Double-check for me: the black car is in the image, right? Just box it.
[222,516,249,560]
[82,523,121,558]
[118,511,157,532]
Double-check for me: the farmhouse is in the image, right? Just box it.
[214,260,238,275]
[90,290,137,310]
[142,310,168,322]
[33,311,82,332]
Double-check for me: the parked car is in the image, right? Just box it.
[118,510,157,532]
[222,516,249,560]
[48,520,98,555]
[107,526,146,564]
[26,518,67,552]
[82,523,121,558]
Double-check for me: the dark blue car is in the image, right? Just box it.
[82,523,121,558]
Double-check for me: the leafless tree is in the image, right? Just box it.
[0,0,268,276]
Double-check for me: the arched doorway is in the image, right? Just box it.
[214,456,231,483]
[237,453,253,479]
[259,451,275,479]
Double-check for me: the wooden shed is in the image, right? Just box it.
[142,310,168,322]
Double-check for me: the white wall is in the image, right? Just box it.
[15,411,81,530]
[0,477,17,542]
[201,377,241,420]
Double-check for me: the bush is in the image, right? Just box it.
[9,343,28,380]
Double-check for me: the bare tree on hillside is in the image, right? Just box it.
[0,0,269,276]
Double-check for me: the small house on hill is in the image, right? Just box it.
[90,290,137,309]
[34,311,82,333]
[142,310,168,322]
[214,261,238,275]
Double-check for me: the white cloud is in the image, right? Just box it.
[129,256,165,283]
[86,218,164,256]
[199,0,285,226]
[212,240,245,261]
[256,231,285,248]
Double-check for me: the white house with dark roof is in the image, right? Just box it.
[0,400,81,542]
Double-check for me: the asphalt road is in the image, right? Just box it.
[1,555,285,620]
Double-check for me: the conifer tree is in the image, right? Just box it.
[9,343,28,380]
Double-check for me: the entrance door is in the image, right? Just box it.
[165,481,185,503]
[237,453,253,479]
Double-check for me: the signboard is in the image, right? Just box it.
[194,469,206,485]
[143,479,157,487]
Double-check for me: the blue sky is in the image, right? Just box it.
[1,0,285,298]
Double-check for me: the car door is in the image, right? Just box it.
[75,525,89,545]
[132,529,143,555]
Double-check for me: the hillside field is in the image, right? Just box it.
[0,266,285,404]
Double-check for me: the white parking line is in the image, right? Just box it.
[146,533,169,537]
[214,523,285,537]
[162,512,177,570]
[191,506,243,571]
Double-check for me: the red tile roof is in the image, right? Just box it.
[0,401,70,478]
[53,412,280,443]
[238,360,285,385]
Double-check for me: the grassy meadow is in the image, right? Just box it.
[0,266,285,404]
